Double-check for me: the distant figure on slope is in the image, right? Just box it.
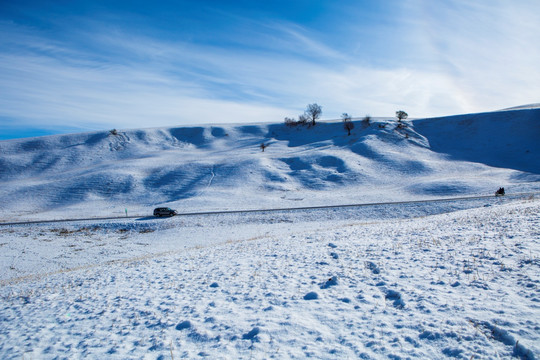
[495,187,505,196]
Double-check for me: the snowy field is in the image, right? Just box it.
[1,196,539,359]
[1,107,539,358]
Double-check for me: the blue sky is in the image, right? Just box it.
[1,0,539,139]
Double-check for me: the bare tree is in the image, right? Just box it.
[342,113,354,136]
[284,103,322,128]
[284,117,297,127]
[396,110,408,122]
[298,113,309,125]
[305,103,322,126]
[362,115,371,126]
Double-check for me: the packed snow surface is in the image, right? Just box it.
[0,197,539,359]
[0,107,539,359]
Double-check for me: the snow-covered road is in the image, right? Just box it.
[1,192,535,226]
[0,194,530,284]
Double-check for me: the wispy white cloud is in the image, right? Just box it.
[0,19,349,130]
[260,21,345,61]
[1,0,539,138]
[400,0,540,111]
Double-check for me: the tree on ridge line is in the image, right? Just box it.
[396,110,408,122]
[342,113,354,136]
[305,103,322,126]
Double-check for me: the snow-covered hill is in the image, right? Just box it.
[1,107,539,359]
[0,108,539,220]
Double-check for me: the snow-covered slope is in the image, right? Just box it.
[1,107,539,359]
[500,103,540,111]
[0,108,539,220]
[1,194,539,359]
[414,108,539,174]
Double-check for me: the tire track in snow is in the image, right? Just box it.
[0,192,537,226]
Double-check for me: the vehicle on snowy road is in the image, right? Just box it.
[153,207,178,217]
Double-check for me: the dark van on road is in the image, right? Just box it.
[153,207,178,217]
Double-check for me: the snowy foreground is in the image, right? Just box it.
[1,197,539,359]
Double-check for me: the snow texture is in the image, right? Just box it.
[0,108,538,221]
[1,199,539,359]
[0,107,539,359]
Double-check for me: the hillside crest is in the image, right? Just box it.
[1,108,539,220]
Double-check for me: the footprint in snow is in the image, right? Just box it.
[469,319,535,359]
[242,327,260,340]
[321,276,338,289]
[365,261,380,274]
[175,320,192,330]
[384,289,405,309]
[304,292,319,300]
